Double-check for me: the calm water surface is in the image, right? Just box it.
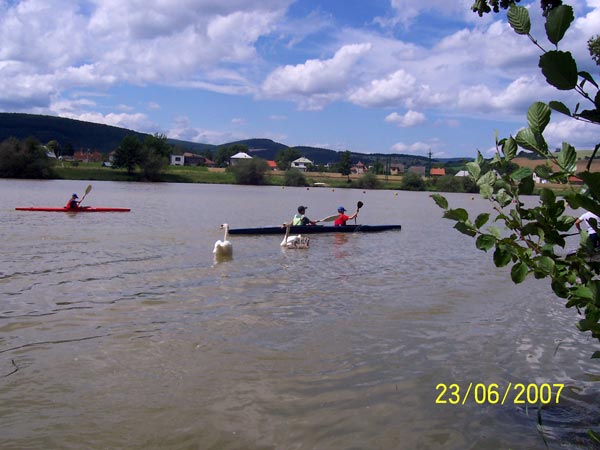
[1,179,599,450]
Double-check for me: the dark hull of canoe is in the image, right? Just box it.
[228,224,401,235]
[15,207,131,212]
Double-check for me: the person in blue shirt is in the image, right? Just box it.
[66,193,80,209]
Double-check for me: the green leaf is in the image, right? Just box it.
[540,188,556,205]
[510,167,533,181]
[527,102,551,133]
[519,176,535,195]
[496,189,512,207]
[572,286,594,300]
[476,234,496,252]
[488,226,502,239]
[578,71,599,89]
[577,172,600,205]
[515,128,549,156]
[536,256,555,274]
[494,246,512,267]
[466,162,481,180]
[545,5,574,46]
[557,142,577,172]
[511,262,529,284]
[507,5,530,35]
[475,150,484,166]
[444,208,469,222]
[534,163,553,179]
[577,109,600,123]
[454,221,477,237]
[548,101,571,117]
[503,137,517,161]
[479,184,493,199]
[475,213,490,228]
[557,215,576,231]
[431,193,448,210]
[478,170,497,187]
[539,51,578,90]
[578,318,591,332]
[552,278,570,298]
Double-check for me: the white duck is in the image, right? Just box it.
[281,222,310,249]
[213,223,233,257]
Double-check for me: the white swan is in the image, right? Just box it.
[281,223,309,249]
[213,223,233,257]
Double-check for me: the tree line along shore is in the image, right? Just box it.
[0,134,584,194]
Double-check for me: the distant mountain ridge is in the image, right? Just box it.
[0,112,460,166]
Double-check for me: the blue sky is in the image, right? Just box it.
[0,0,598,158]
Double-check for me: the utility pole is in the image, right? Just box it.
[427,149,432,177]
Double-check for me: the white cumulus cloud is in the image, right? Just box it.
[385,110,426,127]
[262,43,372,109]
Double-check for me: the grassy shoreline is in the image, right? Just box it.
[53,162,406,189]
[50,162,577,195]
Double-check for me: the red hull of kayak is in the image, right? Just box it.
[15,206,131,212]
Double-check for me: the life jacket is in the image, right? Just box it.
[292,214,304,226]
[66,199,78,209]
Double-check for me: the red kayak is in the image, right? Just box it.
[15,206,130,212]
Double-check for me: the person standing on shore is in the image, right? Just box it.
[575,210,600,250]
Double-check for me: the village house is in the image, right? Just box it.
[182,152,205,166]
[170,155,184,166]
[170,153,215,167]
[408,166,426,176]
[73,149,103,162]
[230,152,252,166]
[430,168,446,177]
[351,161,367,175]
[290,157,313,172]
[390,163,405,175]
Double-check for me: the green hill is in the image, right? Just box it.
[0,112,459,167]
[0,113,149,152]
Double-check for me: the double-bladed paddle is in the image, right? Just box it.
[317,214,339,223]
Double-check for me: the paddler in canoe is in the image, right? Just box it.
[282,205,318,227]
[291,205,317,226]
[66,193,81,210]
[333,205,359,226]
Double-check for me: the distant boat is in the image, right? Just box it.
[228,224,401,235]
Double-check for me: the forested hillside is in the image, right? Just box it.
[0,113,149,153]
[0,112,446,166]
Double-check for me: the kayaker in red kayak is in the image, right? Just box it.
[66,193,81,210]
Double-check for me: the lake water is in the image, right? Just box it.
[1,178,599,450]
